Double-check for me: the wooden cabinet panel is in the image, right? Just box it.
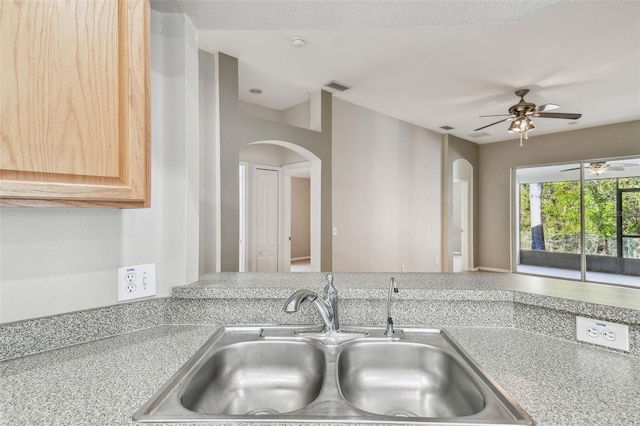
[0,0,150,208]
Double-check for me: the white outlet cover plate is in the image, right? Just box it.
[118,263,157,302]
[576,316,629,352]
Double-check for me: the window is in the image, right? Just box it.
[514,157,640,288]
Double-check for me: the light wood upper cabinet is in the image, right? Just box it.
[0,0,150,208]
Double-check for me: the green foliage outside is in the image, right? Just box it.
[519,177,640,257]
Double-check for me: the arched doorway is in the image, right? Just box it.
[453,159,473,272]
[241,140,321,272]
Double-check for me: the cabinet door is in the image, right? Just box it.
[0,0,150,208]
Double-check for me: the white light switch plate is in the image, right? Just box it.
[118,263,156,301]
[576,316,629,352]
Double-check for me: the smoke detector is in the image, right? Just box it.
[292,37,306,47]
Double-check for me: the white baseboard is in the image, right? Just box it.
[291,256,310,262]
[477,266,512,274]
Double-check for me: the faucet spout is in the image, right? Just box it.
[385,277,398,336]
[283,274,340,332]
[284,289,335,331]
[284,289,319,313]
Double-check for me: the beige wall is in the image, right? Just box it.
[217,54,333,271]
[283,101,311,130]
[291,178,311,259]
[238,100,312,131]
[444,135,479,272]
[332,99,443,272]
[478,120,640,270]
[238,100,284,123]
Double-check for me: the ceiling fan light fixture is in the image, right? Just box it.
[508,117,534,133]
[508,117,534,146]
[507,119,521,133]
[525,119,535,132]
[588,162,609,176]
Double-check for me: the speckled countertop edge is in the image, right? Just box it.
[172,272,640,321]
[3,272,640,361]
[172,272,515,301]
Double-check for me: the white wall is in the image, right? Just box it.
[0,13,201,323]
[332,99,443,272]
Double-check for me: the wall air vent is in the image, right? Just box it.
[324,80,352,92]
[469,132,491,138]
[440,125,455,130]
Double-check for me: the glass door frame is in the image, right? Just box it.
[617,187,640,275]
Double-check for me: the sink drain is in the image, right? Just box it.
[245,407,279,416]
[385,409,418,417]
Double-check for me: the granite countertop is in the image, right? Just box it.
[2,324,639,426]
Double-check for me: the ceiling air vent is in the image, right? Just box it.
[324,80,352,92]
[469,131,491,138]
[440,125,454,131]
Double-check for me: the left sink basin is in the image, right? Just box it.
[181,340,325,415]
[134,326,326,422]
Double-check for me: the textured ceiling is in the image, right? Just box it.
[151,0,640,144]
[151,0,568,29]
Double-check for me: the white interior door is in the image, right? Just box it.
[254,167,279,272]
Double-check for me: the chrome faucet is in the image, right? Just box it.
[385,277,398,336]
[284,274,339,332]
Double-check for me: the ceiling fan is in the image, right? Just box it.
[474,89,582,146]
[561,161,639,176]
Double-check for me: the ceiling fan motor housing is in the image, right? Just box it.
[509,90,537,116]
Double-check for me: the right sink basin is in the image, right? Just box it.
[337,341,485,418]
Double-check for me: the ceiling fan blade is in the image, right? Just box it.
[560,167,581,172]
[473,117,511,131]
[610,162,639,168]
[607,166,625,171]
[537,103,560,112]
[479,114,511,118]
[534,112,582,120]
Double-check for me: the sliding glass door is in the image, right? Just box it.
[514,156,640,288]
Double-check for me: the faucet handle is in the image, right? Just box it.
[324,273,337,296]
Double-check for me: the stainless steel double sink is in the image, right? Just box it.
[134,325,533,424]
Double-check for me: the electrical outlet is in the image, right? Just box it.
[576,316,629,351]
[118,263,156,301]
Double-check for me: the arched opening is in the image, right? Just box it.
[453,159,474,272]
[240,140,321,272]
